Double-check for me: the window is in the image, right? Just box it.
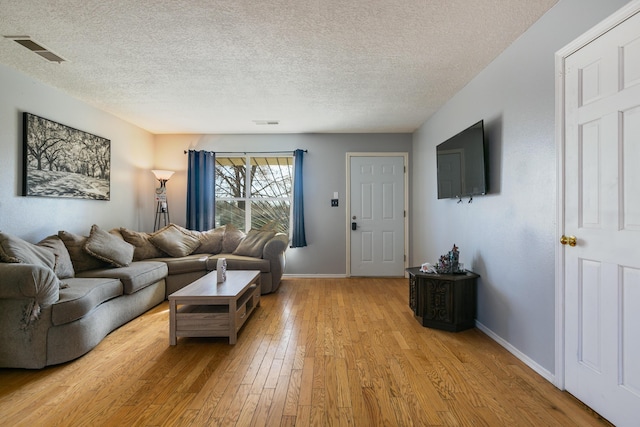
[215,155,293,233]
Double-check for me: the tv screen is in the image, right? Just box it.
[436,120,487,199]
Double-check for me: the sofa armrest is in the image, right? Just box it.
[0,263,60,368]
[0,263,60,302]
[0,263,59,324]
[262,233,289,286]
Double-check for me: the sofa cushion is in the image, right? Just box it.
[0,232,56,270]
[58,231,109,273]
[207,254,270,273]
[120,228,167,260]
[149,224,201,257]
[191,226,225,254]
[52,277,123,326]
[149,254,209,275]
[84,225,135,268]
[233,230,275,258]
[221,224,246,253]
[37,235,75,279]
[76,261,168,295]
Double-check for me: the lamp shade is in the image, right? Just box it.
[152,170,175,181]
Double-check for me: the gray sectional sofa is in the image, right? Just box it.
[0,223,289,369]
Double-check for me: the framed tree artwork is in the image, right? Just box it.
[22,113,111,200]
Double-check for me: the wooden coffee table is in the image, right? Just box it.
[168,270,261,345]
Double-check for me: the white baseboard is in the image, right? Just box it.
[282,274,347,279]
[475,320,556,385]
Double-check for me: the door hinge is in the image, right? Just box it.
[404,210,406,218]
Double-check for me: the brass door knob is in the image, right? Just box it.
[560,235,577,247]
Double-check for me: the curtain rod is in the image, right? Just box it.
[184,149,307,155]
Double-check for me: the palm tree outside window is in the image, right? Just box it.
[215,155,293,234]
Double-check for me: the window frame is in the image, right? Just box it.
[214,153,294,233]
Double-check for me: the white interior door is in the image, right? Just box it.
[563,7,640,426]
[349,155,406,277]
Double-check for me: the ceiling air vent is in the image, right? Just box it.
[253,120,280,125]
[4,36,66,63]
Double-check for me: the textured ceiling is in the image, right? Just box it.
[0,0,558,134]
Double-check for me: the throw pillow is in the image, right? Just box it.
[0,232,56,269]
[58,230,109,273]
[258,221,279,232]
[84,224,135,268]
[37,235,75,279]
[233,229,275,258]
[193,226,225,254]
[222,223,246,253]
[149,224,201,257]
[109,227,125,240]
[120,228,166,260]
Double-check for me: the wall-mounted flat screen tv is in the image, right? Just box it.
[436,120,487,199]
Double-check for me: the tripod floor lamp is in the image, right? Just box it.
[152,169,174,231]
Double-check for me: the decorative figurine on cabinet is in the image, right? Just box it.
[436,244,464,274]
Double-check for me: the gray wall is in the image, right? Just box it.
[411,0,630,376]
[154,133,412,275]
[0,63,157,241]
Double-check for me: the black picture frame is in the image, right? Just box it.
[22,113,111,200]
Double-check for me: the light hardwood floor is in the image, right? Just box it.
[0,277,610,426]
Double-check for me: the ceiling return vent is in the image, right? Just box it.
[252,120,280,125]
[4,36,66,63]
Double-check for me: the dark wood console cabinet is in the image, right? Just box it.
[406,267,479,332]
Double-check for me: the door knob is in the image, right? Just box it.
[560,235,577,247]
